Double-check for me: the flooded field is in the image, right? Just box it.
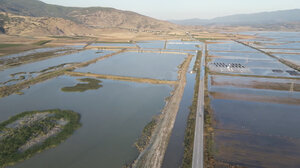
[209,88,300,167]
[240,32,300,68]
[1,76,171,168]
[166,40,201,51]
[75,52,186,80]
[0,50,114,86]
[136,40,166,49]
[90,43,137,48]
[162,53,198,168]
[0,40,195,168]
[2,32,299,168]
[206,32,300,167]
[207,40,300,78]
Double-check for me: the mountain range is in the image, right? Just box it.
[0,0,300,36]
[170,9,300,28]
[0,0,177,36]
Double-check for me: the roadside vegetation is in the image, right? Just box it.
[182,51,202,168]
[203,48,216,167]
[203,74,215,168]
[0,109,81,168]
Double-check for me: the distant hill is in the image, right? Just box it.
[0,0,177,35]
[0,12,98,36]
[170,9,300,28]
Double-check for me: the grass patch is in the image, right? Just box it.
[0,44,23,49]
[134,116,159,152]
[61,78,103,92]
[0,109,81,168]
[33,40,52,46]
[0,68,67,98]
[196,38,221,42]
[39,63,69,73]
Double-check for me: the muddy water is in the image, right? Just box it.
[162,54,197,168]
[0,76,172,168]
[75,52,186,81]
[208,74,300,167]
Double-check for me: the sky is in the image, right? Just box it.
[40,0,300,20]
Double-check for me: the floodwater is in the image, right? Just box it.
[211,98,300,167]
[90,43,136,47]
[209,74,300,167]
[240,31,300,68]
[162,54,197,168]
[208,41,256,52]
[206,32,300,167]
[0,40,192,168]
[207,40,299,78]
[1,76,172,168]
[0,50,113,86]
[166,40,201,51]
[136,40,166,49]
[75,52,186,81]
[0,46,78,60]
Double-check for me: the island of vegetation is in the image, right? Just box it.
[0,109,81,168]
[61,78,103,92]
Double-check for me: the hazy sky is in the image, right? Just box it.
[40,0,300,20]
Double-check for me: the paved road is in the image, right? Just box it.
[192,43,206,168]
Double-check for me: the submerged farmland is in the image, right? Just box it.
[0,40,201,168]
[204,32,300,167]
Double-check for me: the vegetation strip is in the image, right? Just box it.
[209,71,300,80]
[0,109,81,168]
[33,40,52,46]
[203,72,215,167]
[66,72,178,85]
[182,51,202,168]
[0,44,23,49]
[0,48,79,71]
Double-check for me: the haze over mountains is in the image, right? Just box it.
[0,0,177,36]
[170,9,300,29]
